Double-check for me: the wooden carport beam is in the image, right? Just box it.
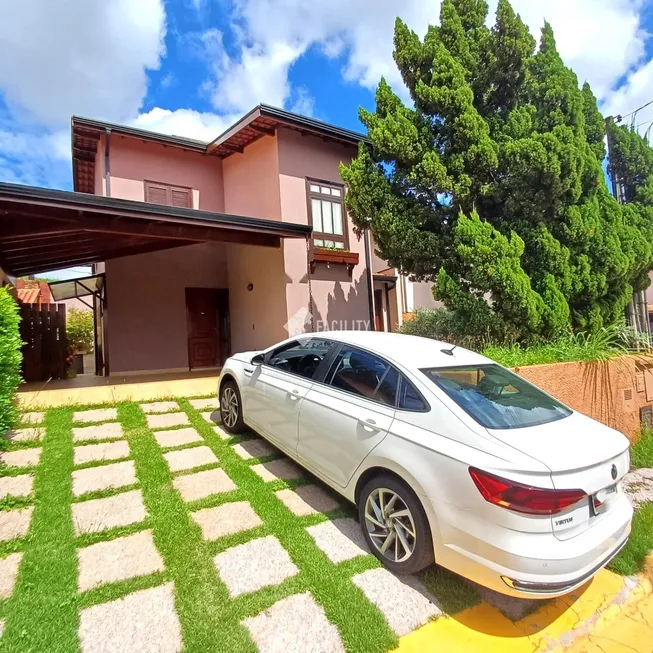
[9,241,191,277]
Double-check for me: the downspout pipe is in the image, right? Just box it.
[104,128,111,197]
[364,228,375,331]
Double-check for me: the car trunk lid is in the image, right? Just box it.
[487,412,630,540]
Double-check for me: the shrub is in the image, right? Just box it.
[0,288,22,434]
[66,309,94,353]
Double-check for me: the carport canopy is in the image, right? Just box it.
[0,182,312,277]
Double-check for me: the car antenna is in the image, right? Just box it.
[441,344,457,356]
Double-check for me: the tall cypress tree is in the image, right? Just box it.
[341,0,653,341]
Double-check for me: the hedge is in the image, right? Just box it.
[0,288,22,433]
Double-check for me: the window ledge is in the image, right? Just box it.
[311,247,359,272]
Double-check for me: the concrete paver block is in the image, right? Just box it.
[20,412,44,424]
[73,423,123,443]
[213,536,299,597]
[623,468,653,507]
[146,413,189,429]
[251,459,304,482]
[191,501,262,540]
[173,468,236,502]
[5,428,44,443]
[77,530,165,592]
[189,398,219,410]
[74,441,130,466]
[305,519,369,564]
[199,411,219,424]
[0,507,33,542]
[243,592,345,653]
[78,583,182,653]
[232,439,278,460]
[0,474,33,499]
[0,448,42,469]
[352,568,441,636]
[72,461,137,497]
[140,401,179,414]
[74,408,118,423]
[154,428,203,449]
[72,490,147,536]
[0,552,23,599]
[163,446,218,473]
[275,485,339,517]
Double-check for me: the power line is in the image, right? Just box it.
[615,98,653,122]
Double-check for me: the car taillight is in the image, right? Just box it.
[469,467,587,515]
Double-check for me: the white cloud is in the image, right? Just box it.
[131,107,238,142]
[0,0,166,126]
[0,0,166,186]
[199,0,649,115]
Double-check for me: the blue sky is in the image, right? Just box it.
[1,0,653,196]
[1,0,653,281]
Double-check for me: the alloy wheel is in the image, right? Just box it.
[221,386,239,428]
[364,487,417,563]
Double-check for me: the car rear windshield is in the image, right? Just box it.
[421,364,571,430]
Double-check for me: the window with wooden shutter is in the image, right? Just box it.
[144,181,193,208]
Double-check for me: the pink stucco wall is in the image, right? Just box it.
[223,134,281,220]
[277,127,371,332]
[222,135,288,352]
[108,136,225,212]
[105,243,228,373]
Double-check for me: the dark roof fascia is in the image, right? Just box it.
[206,104,369,153]
[0,182,312,238]
[259,104,369,145]
[71,116,208,152]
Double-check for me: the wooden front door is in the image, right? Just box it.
[185,288,227,369]
[374,289,385,332]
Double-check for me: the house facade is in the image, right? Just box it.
[0,105,443,377]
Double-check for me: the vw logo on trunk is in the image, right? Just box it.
[611,464,618,480]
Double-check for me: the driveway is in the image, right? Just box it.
[0,395,651,652]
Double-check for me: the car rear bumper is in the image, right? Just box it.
[428,494,633,599]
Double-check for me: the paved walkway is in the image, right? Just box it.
[17,373,220,408]
[395,563,653,653]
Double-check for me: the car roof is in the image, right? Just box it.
[313,331,492,370]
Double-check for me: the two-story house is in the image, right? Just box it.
[0,106,378,376]
[0,105,441,378]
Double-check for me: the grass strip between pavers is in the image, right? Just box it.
[0,397,480,652]
[179,396,397,653]
[2,407,79,652]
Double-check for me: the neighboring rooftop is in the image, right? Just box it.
[72,104,368,193]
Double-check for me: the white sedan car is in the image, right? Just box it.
[218,331,632,598]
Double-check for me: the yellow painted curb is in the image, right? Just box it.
[395,566,653,653]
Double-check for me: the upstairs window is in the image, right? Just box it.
[145,181,193,208]
[307,180,348,250]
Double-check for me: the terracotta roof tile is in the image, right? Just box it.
[17,288,40,304]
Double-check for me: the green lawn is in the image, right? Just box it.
[608,428,653,576]
[0,398,478,652]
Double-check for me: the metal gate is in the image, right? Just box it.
[19,303,67,382]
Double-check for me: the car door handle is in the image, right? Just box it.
[358,417,378,431]
[289,389,301,401]
[244,367,254,376]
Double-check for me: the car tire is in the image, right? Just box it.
[358,474,434,575]
[219,380,246,434]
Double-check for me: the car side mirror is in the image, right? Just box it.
[250,353,264,366]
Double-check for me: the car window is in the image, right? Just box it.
[398,377,428,411]
[326,346,398,406]
[266,338,333,380]
[421,364,571,429]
